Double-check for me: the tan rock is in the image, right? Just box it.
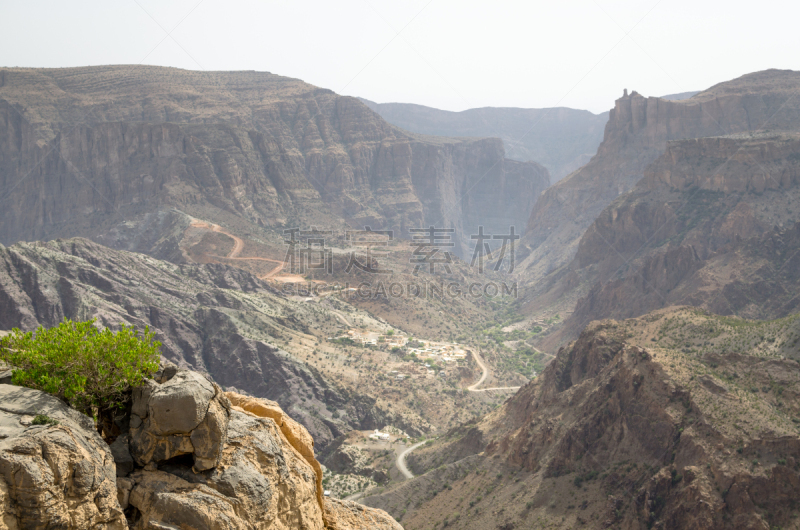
[0,385,126,529]
[130,370,230,471]
[147,371,215,435]
[190,397,229,471]
[128,408,326,530]
[128,470,247,530]
[324,498,404,530]
[224,391,326,522]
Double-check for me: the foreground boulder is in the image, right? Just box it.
[129,369,230,472]
[124,391,404,529]
[126,407,323,529]
[0,365,402,529]
[0,384,126,528]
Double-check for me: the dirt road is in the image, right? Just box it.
[396,441,426,479]
[466,350,520,393]
[191,220,285,279]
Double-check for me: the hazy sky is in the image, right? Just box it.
[1,0,798,114]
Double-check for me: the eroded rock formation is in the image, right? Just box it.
[129,369,230,472]
[0,385,126,529]
[0,365,402,529]
[518,69,800,283]
[0,66,549,257]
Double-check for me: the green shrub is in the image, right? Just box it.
[0,319,160,434]
[32,414,59,426]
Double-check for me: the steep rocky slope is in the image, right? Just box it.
[0,237,437,449]
[517,69,800,283]
[360,98,608,181]
[538,132,800,349]
[362,307,800,529]
[0,66,549,258]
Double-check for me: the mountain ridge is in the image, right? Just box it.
[0,65,549,258]
[360,97,608,181]
[516,69,800,316]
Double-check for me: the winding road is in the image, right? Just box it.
[396,441,426,479]
[392,352,523,480]
[192,220,285,279]
[213,223,244,258]
[466,350,521,393]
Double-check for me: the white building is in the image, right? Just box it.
[369,429,390,441]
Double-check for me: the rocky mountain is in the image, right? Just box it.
[0,363,402,529]
[0,237,434,450]
[360,98,608,182]
[537,131,800,350]
[362,307,800,529]
[517,69,800,284]
[0,66,549,258]
[660,91,701,101]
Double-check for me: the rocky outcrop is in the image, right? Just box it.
[224,391,326,518]
[361,98,608,181]
[324,498,404,530]
[518,69,800,283]
[540,132,800,349]
[129,370,230,472]
[372,308,800,529]
[0,364,403,529]
[126,405,324,529]
[120,379,403,530]
[0,384,126,529]
[0,65,549,258]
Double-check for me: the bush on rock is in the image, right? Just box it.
[0,318,160,438]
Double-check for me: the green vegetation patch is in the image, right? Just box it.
[0,319,161,432]
[32,414,59,426]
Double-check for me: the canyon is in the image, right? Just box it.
[361,98,608,182]
[3,62,800,530]
[517,69,800,285]
[0,66,549,258]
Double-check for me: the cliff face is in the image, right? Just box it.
[0,66,549,258]
[540,132,800,349]
[361,98,608,181]
[367,308,800,529]
[575,133,800,270]
[517,69,800,282]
